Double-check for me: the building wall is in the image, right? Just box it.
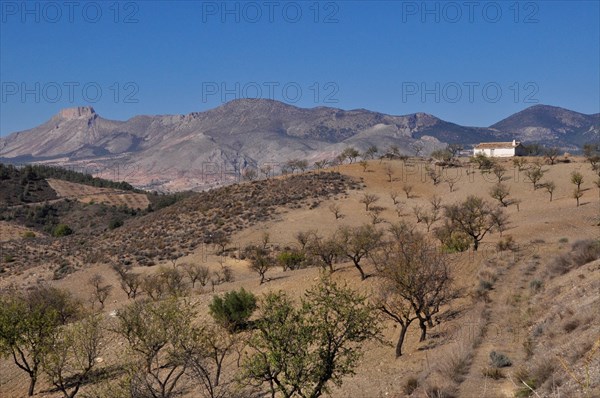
[473,147,516,157]
[514,145,528,156]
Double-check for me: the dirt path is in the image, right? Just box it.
[457,249,537,397]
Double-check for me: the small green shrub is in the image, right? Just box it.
[209,288,257,331]
[489,351,512,368]
[277,250,306,271]
[22,231,36,238]
[52,224,73,237]
[441,231,470,253]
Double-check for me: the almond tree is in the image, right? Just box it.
[360,193,380,211]
[243,277,383,398]
[573,188,583,207]
[544,147,560,165]
[114,298,195,398]
[328,203,343,220]
[571,171,584,190]
[336,224,383,280]
[88,274,112,309]
[43,315,103,398]
[541,181,556,201]
[384,164,394,182]
[246,245,274,284]
[489,183,511,207]
[0,287,80,396]
[307,234,341,273]
[373,229,452,355]
[113,265,142,299]
[182,263,210,289]
[444,196,506,251]
[525,161,545,190]
[492,164,507,183]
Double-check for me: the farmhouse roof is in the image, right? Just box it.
[474,141,521,149]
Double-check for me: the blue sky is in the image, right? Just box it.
[1,0,599,135]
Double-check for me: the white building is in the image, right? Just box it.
[473,140,526,157]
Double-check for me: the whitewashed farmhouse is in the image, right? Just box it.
[473,140,526,157]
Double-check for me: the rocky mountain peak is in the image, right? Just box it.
[58,106,96,120]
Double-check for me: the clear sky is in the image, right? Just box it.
[1,0,599,136]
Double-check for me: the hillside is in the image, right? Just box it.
[491,105,599,148]
[0,156,598,398]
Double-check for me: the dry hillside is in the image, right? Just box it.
[1,156,599,398]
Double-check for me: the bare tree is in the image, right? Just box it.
[525,161,546,190]
[490,209,510,236]
[429,195,443,212]
[260,164,273,179]
[411,142,424,157]
[489,183,511,207]
[207,231,230,255]
[359,160,368,172]
[422,210,440,232]
[307,234,341,273]
[182,263,210,289]
[412,205,425,224]
[242,168,257,181]
[390,191,400,205]
[544,147,560,165]
[368,206,385,225]
[402,184,413,199]
[114,299,195,398]
[384,164,394,182]
[113,265,141,299]
[445,178,457,192]
[88,274,112,309]
[328,203,343,220]
[246,246,274,284]
[295,230,315,251]
[541,181,556,202]
[513,157,527,172]
[425,165,442,185]
[447,144,463,158]
[573,188,583,207]
[184,324,240,398]
[444,195,506,251]
[313,160,328,172]
[341,147,360,163]
[395,202,405,218]
[492,164,507,183]
[336,224,384,280]
[364,145,379,160]
[373,229,452,355]
[360,193,380,211]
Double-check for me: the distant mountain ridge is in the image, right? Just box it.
[1,99,598,191]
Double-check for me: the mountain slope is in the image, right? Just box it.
[490,104,599,148]
[0,100,597,191]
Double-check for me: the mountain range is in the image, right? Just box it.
[0,100,598,191]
